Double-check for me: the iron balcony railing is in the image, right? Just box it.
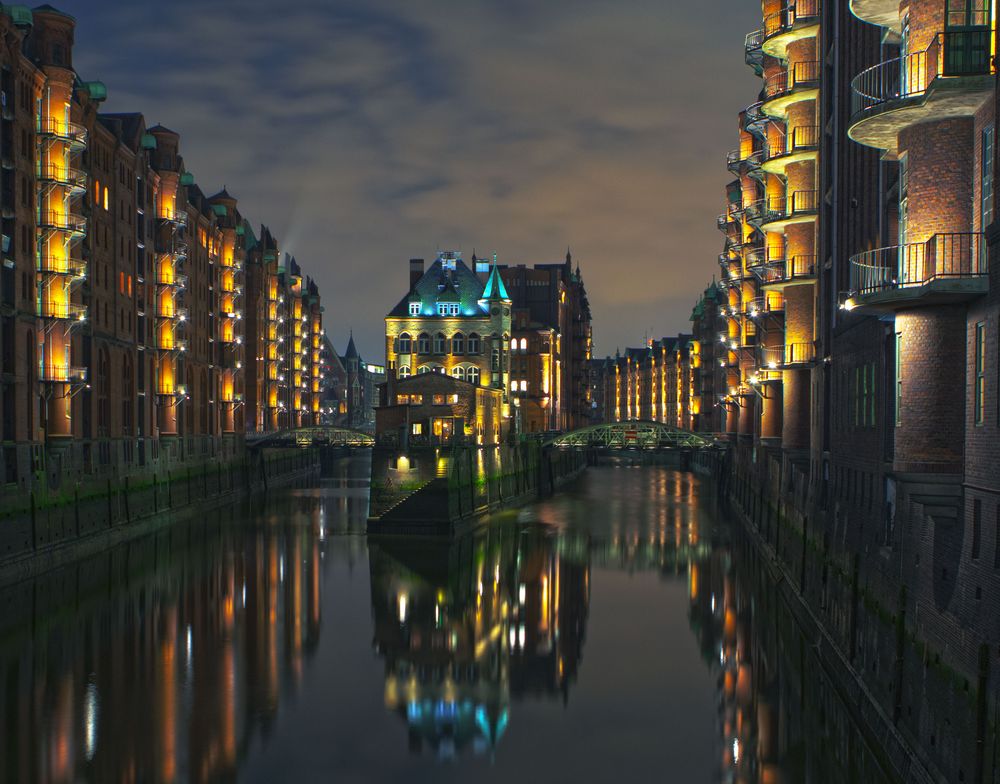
[764,60,820,99]
[744,101,769,136]
[745,29,764,55]
[758,345,784,369]
[784,342,816,365]
[37,164,88,192]
[745,296,785,317]
[160,211,189,226]
[757,254,817,283]
[37,256,86,278]
[37,118,88,148]
[38,301,86,320]
[767,125,820,159]
[156,273,188,288]
[38,364,88,383]
[763,0,821,40]
[849,232,986,295]
[851,30,992,118]
[38,211,86,235]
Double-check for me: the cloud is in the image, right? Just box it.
[61,0,761,358]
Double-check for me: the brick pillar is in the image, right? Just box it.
[894,306,967,473]
[782,367,810,450]
[761,384,782,440]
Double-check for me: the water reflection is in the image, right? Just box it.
[370,523,590,760]
[0,463,897,783]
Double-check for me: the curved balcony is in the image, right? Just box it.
[38,211,86,239]
[762,60,820,118]
[760,124,819,174]
[156,273,188,289]
[783,342,816,366]
[762,1,821,59]
[759,254,817,288]
[849,31,994,152]
[37,256,86,280]
[846,232,987,312]
[37,164,88,194]
[745,29,764,73]
[38,364,88,383]
[848,0,901,31]
[743,101,770,138]
[156,339,189,355]
[750,190,819,232]
[39,301,86,321]
[160,211,188,227]
[745,296,785,319]
[37,119,88,150]
[158,306,190,322]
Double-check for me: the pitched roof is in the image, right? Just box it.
[482,262,511,301]
[345,332,359,359]
[386,255,488,318]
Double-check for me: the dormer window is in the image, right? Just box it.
[409,302,420,316]
[437,303,459,316]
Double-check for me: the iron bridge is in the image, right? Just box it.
[247,426,375,448]
[545,420,719,450]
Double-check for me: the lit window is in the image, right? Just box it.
[411,394,423,404]
[399,365,411,378]
[103,186,109,211]
[433,394,446,405]
[396,394,409,405]
[468,367,480,386]
[399,333,411,354]
[510,338,517,351]
[520,338,527,351]
[412,423,423,435]
[449,394,459,404]
[409,302,420,316]
[452,365,466,381]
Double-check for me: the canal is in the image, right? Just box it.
[0,460,895,783]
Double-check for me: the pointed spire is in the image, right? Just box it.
[481,255,510,302]
[345,330,359,359]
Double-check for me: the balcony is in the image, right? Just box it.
[156,338,189,353]
[160,211,188,226]
[37,164,88,193]
[763,60,820,117]
[39,301,86,321]
[751,190,819,231]
[37,119,88,150]
[745,29,764,73]
[847,232,987,311]
[760,125,820,174]
[762,1,821,58]
[38,364,87,383]
[38,211,86,238]
[759,254,817,288]
[158,306,190,322]
[848,0,902,31]
[784,342,816,366]
[156,273,188,288]
[37,256,86,280]
[745,296,785,319]
[743,101,770,138]
[849,31,994,152]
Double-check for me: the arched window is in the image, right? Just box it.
[510,337,517,352]
[452,365,466,381]
[399,365,411,378]
[417,365,431,374]
[468,366,480,387]
[433,332,446,354]
[467,333,480,354]
[398,333,411,354]
[452,332,465,354]
[519,338,527,351]
[417,333,430,354]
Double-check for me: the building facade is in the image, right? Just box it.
[0,5,328,498]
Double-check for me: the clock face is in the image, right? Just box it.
[503,307,510,317]
[491,307,500,316]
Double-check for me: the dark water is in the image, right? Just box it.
[0,461,893,783]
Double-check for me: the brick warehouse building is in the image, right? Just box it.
[591,0,1000,782]
[0,5,327,495]
[592,2,1000,781]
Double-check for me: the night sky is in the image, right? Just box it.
[55,0,761,362]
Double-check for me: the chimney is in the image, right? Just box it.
[409,258,424,289]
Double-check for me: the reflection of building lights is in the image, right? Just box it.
[518,584,526,605]
[732,737,740,764]
[397,592,408,623]
[84,680,99,761]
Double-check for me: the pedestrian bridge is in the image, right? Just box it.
[545,421,719,450]
[247,426,375,448]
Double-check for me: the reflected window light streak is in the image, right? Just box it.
[398,592,408,624]
[84,679,99,761]
[732,737,740,764]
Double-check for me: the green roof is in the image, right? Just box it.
[481,263,510,301]
[386,254,488,318]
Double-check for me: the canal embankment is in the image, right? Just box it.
[368,443,588,536]
[0,446,319,586]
